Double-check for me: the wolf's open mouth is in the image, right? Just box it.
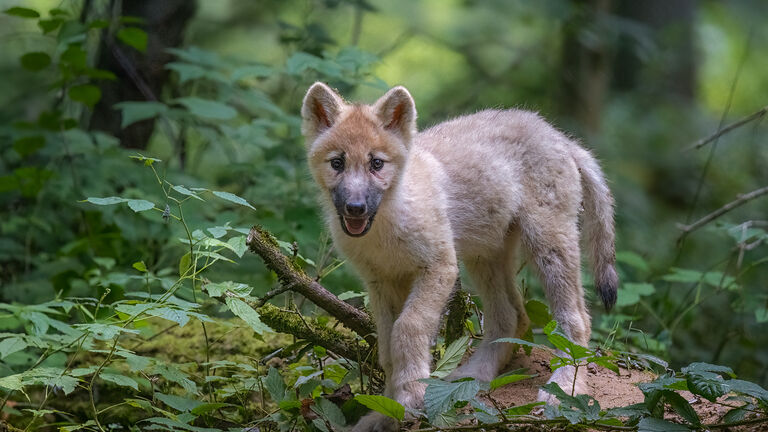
[341,216,371,237]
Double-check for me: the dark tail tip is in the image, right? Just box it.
[596,266,619,312]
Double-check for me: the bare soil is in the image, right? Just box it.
[488,348,764,431]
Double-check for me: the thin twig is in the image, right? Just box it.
[255,282,298,307]
[678,185,768,235]
[686,104,768,151]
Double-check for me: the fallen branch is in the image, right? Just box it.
[256,303,376,368]
[246,225,376,339]
[687,104,768,151]
[678,185,768,235]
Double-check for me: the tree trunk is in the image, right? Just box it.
[612,0,696,100]
[559,0,613,135]
[90,0,197,149]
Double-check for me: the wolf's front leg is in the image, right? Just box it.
[389,262,458,409]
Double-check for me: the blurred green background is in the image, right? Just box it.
[1,0,766,385]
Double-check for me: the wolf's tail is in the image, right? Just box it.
[571,145,619,311]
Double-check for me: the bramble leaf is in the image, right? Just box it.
[354,394,405,421]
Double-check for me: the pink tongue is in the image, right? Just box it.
[344,217,367,235]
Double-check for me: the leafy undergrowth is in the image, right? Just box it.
[2,285,768,432]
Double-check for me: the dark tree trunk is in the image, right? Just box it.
[90,0,197,149]
[612,0,696,100]
[559,0,613,135]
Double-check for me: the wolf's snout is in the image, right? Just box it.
[345,201,367,217]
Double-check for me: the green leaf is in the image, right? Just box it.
[423,378,480,422]
[127,199,154,212]
[85,195,126,205]
[432,336,469,378]
[13,135,46,157]
[492,337,546,350]
[20,52,51,71]
[205,281,252,298]
[616,251,649,272]
[4,7,40,18]
[263,367,286,403]
[489,374,535,390]
[663,390,700,426]
[132,261,147,272]
[231,64,273,80]
[179,253,192,277]
[681,362,735,377]
[61,45,87,70]
[151,364,196,393]
[212,190,255,210]
[686,373,726,402]
[68,84,102,108]
[151,307,190,327]
[100,373,139,391]
[525,299,551,327]
[505,401,545,416]
[38,18,63,33]
[172,185,204,201]
[637,417,691,432]
[727,379,768,405]
[616,283,656,307]
[117,27,148,52]
[176,97,237,120]
[312,397,347,426]
[543,323,592,360]
[227,236,248,258]
[190,402,234,416]
[590,356,620,374]
[155,392,203,412]
[354,394,404,421]
[0,373,23,390]
[114,101,168,128]
[225,297,271,334]
[722,406,748,423]
[0,337,28,359]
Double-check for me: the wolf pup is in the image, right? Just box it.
[301,82,618,431]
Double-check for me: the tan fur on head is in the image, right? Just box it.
[301,82,347,140]
[373,86,417,143]
[300,83,618,432]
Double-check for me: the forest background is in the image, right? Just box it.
[0,0,767,430]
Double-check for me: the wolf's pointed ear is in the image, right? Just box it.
[301,82,345,139]
[374,86,417,142]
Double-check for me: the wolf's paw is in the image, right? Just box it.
[350,412,399,432]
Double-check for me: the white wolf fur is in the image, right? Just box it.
[301,83,618,432]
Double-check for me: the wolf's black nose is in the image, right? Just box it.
[345,202,367,216]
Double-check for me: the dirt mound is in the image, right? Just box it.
[490,348,759,429]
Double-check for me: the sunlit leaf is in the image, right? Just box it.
[68,84,102,108]
[117,27,148,52]
[354,394,404,421]
[432,336,469,378]
[5,7,40,18]
[212,190,255,210]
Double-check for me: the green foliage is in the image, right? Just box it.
[1,1,767,431]
[353,395,404,421]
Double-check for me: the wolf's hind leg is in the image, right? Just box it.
[520,215,591,402]
[449,231,528,382]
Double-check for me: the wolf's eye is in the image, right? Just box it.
[330,157,344,171]
[370,158,384,171]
